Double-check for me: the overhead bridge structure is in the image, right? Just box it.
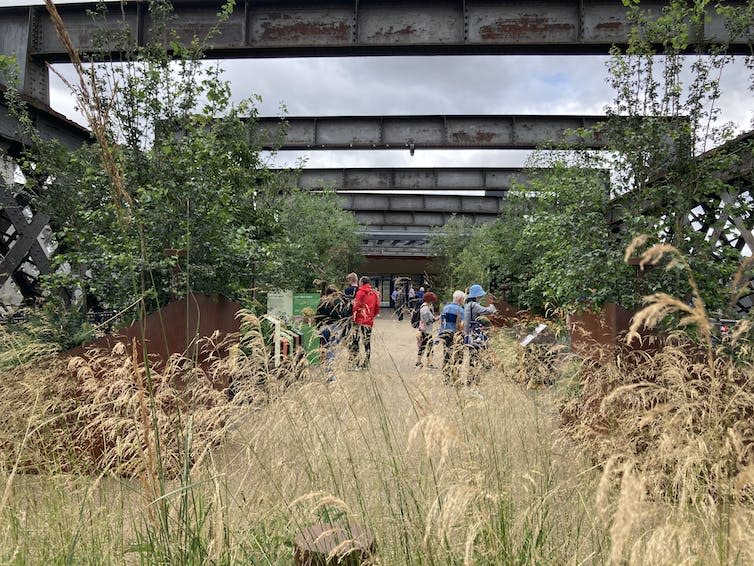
[289,166,531,255]
[256,115,607,151]
[0,0,750,105]
[0,0,750,299]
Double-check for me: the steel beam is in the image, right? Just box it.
[3,1,751,66]
[261,115,607,150]
[0,87,92,153]
[341,193,504,215]
[354,210,496,228]
[0,7,49,103]
[293,167,528,192]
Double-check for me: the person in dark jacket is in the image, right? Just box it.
[316,285,350,382]
[349,276,380,370]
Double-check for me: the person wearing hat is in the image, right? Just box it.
[463,284,497,336]
[416,291,439,368]
[463,284,497,376]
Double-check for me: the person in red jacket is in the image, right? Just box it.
[349,276,380,370]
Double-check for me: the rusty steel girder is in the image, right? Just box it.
[2,1,751,103]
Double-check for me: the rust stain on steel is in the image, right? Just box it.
[259,20,350,42]
[370,25,418,39]
[479,15,573,40]
[594,21,625,32]
[451,131,497,144]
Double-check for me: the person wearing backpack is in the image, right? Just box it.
[463,284,497,372]
[438,290,466,376]
[349,276,380,370]
[415,291,438,368]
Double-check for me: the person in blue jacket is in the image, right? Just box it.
[438,289,466,375]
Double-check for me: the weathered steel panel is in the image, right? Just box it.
[393,169,437,189]
[423,196,462,212]
[355,211,385,224]
[446,117,514,147]
[382,117,444,147]
[316,118,382,146]
[436,169,486,188]
[467,1,579,44]
[36,5,140,53]
[345,169,393,189]
[413,212,446,226]
[297,169,344,189]
[388,195,425,211]
[461,196,502,214]
[359,2,463,45]
[350,194,392,210]
[514,116,585,146]
[581,1,632,43]
[485,169,529,188]
[145,6,245,48]
[249,5,354,46]
[0,10,31,78]
[271,118,317,147]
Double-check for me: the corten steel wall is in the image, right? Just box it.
[567,302,635,362]
[65,294,241,371]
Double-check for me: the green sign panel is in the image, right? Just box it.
[292,293,321,316]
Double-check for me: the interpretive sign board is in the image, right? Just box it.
[267,291,293,318]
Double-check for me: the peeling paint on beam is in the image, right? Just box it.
[5,0,751,63]
[258,115,607,150]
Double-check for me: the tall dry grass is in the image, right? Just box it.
[0,315,610,564]
[558,238,754,564]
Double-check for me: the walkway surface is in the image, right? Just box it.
[327,308,447,384]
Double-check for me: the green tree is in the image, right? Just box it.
[261,189,362,291]
[12,0,361,315]
[602,0,750,312]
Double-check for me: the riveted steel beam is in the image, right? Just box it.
[341,193,504,215]
[4,1,751,63]
[260,115,607,150]
[292,166,529,192]
[355,210,496,228]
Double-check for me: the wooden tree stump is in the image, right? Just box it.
[294,521,376,565]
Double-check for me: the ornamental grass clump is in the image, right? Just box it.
[0,311,307,478]
[557,237,754,562]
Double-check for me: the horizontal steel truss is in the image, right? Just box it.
[3,1,750,103]
[293,166,526,193]
[0,88,92,154]
[355,209,495,229]
[260,115,606,150]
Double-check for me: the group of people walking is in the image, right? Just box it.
[414,284,497,380]
[315,273,380,382]
[314,273,497,384]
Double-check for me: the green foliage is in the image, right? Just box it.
[433,0,753,314]
[11,0,360,316]
[0,300,95,369]
[261,189,362,291]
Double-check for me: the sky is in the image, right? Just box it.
[46,54,754,171]
[8,0,752,171]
